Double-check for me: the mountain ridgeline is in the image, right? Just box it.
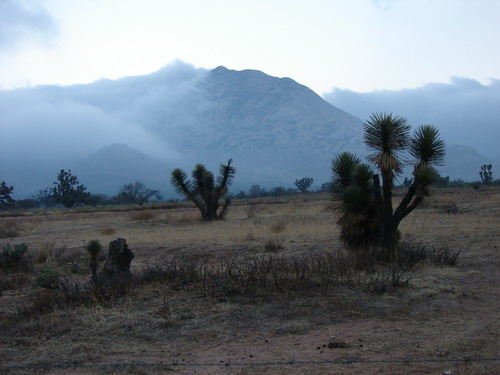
[0,64,496,197]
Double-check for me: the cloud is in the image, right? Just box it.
[323,77,500,157]
[0,61,211,196]
[0,0,57,50]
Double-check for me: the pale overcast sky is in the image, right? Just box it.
[1,0,499,94]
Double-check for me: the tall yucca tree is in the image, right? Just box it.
[171,159,235,221]
[332,113,445,254]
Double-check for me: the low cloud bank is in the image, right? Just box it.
[0,61,208,196]
[324,77,500,158]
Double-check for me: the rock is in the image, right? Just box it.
[103,238,134,275]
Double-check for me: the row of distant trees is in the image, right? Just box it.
[0,164,496,212]
[0,171,163,210]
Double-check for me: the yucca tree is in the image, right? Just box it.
[171,159,235,221]
[332,113,445,255]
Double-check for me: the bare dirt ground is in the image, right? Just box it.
[0,188,499,374]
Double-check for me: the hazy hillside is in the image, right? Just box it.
[1,63,497,198]
[1,64,365,197]
[73,144,171,196]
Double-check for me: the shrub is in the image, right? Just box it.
[0,219,21,238]
[0,243,28,269]
[131,210,156,222]
[264,237,285,252]
[35,266,60,289]
[35,244,53,264]
[270,221,286,233]
[100,227,116,235]
[246,204,258,219]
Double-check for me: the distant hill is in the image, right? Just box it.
[73,144,171,196]
[0,62,497,198]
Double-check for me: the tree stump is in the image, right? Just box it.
[103,238,134,275]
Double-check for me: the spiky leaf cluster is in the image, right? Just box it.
[332,113,445,249]
[171,159,235,221]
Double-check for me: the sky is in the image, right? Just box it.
[1,0,500,94]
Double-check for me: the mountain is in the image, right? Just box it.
[73,144,171,196]
[440,145,495,182]
[1,62,496,199]
[182,67,365,187]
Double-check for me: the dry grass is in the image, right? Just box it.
[0,219,21,238]
[99,227,116,235]
[130,210,156,222]
[0,188,499,374]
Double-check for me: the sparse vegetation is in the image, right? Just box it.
[50,169,91,208]
[263,237,285,252]
[0,181,15,207]
[171,159,235,221]
[479,164,493,185]
[0,242,28,270]
[35,265,60,289]
[116,181,161,206]
[0,219,21,238]
[0,185,497,374]
[130,209,156,222]
[294,177,314,192]
[99,227,116,235]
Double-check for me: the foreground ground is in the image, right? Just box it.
[0,188,499,374]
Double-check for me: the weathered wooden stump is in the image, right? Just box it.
[103,238,134,275]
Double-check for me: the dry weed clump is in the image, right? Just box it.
[34,242,55,264]
[130,210,156,222]
[0,219,21,238]
[99,227,117,235]
[264,237,285,252]
[398,241,460,268]
[246,204,258,219]
[136,252,409,297]
[270,220,287,233]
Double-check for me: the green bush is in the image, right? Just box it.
[35,266,60,289]
[0,243,28,269]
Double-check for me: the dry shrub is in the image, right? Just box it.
[131,210,156,222]
[34,243,53,264]
[100,227,116,235]
[264,237,285,252]
[433,202,460,214]
[53,247,87,274]
[270,220,287,233]
[136,252,406,298]
[398,241,460,268]
[246,204,258,219]
[0,219,21,238]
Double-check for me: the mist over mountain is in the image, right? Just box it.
[323,77,500,158]
[1,62,497,198]
[72,144,169,196]
[1,62,364,197]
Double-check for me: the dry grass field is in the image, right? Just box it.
[0,187,499,374]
